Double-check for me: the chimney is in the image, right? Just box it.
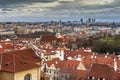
[91,53,95,59]
[105,52,109,58]
[107,52,109,55]
[105,55,107,58]
[91,55,94,59]
[55,61,58,64]
[67,57,72,60]
[76,57,82,61]
[60,50,64,60]
[82,47,84,49]
[114,58,118,72]
[94,56,97,59]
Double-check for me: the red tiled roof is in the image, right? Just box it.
[117,59,120,67]
[5,48,41,63]
[43,48,57,55]
[41,35,64,42]
[0,42,14,52]
[0,53,40,73]
[15,44,25,50]
[117,73,120,79]
[52,58,60,61]
[68,49,93,58]
[82,58,94,69]
[95,56,113,65]
[44,60,58,67]
[87,63,118,80]
[71,70,87,80]
[55,60,66,69]
[60,60,80,73]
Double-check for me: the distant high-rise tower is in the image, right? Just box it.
[59,19,62,25]
[80,18,83,23]
[88,18,91,23]
[92,19,96,23]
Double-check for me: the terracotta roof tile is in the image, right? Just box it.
[70,70,87,80]
[87,63,118,80]
[4,48,41,63]
[0,53,40,73]
[60,60,80,73]
[68,49,93,58]
[95,56,113,65]
[41,35,64,42]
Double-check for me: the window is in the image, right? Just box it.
[24,74,31,80]
[57,72,58,75]
[103,78,106,80]
[46,70,48,73]
[98,78,106,80]
[56,77,58,80]
[88,76,94,79]
[43,65,47,72]
[53,76,55,80]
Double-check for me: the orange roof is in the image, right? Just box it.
[0,42,14,52]
[82,58,94,69]
[68,49,93,58]
[87,63,118,80]
[44,58,60,67]
[95,56,113,65]
[60,60,80,73]
[4,48,41,63]
[71,70,87,80]
[0,53,40,73]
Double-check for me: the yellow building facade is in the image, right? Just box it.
[0,49,41,80]
[0,66,40,80]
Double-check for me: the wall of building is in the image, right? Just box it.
[45,64,60,80]
[45,50,64,61]
[0,31,15,35]
[0,68,40,80]
[77,62,86,70]
[0,71,14,80]
[14,68,40,80]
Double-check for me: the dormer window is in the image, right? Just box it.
[5,62,11,66]
[98,78,105,80]
[5,63,9,66]
[88,76,95,79]
[60,54,61,56]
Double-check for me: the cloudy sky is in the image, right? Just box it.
[0,0,120,22]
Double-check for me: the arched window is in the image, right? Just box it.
[24,74,31,80]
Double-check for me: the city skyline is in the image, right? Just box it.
[0,0,120,22]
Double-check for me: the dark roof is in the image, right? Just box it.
[40,35,64,42]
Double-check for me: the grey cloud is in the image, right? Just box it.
[0,0,120,20]
[50,0,120,13]
[0,0,58,9]
[1,8,13,11]
[0,0,58,8]
[0,0,58,4]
